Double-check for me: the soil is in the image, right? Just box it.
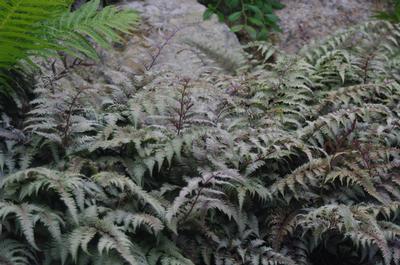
[276,0,389,52]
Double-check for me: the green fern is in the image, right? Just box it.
[0,0,138,95]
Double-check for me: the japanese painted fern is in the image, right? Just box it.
[1,19,400,265]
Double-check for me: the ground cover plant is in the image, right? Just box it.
[1,1,400,265]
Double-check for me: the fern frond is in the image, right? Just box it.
[46,0,139,60]
[0,202,56,250]
[69,217,144,265]
[92,172,166,217]
[2,168,84,223]
[0,239,36,265]
[0,0,69,68]
[105,210,164,234]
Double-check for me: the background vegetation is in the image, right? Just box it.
[376,0,400,22]
[199,0,285,40]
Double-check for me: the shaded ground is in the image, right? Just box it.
[58,0,389,92]
[276,0,388,52]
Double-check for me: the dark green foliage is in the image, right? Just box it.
[199,0,285,40]
[375,0,400,22]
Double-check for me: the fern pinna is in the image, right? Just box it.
[1,14,400,265]
[0,0,138,113]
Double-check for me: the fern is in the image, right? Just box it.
[2,15,400,265]
[0,0,70,68]
[45,0,138,60]
[0,238,36,265]
[68,217,143,265]
[0,0,138,97]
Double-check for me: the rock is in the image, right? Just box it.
[121,0,246,79]
[103,70,132,88]
[276,0,388,52]
[53,0,388,100]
